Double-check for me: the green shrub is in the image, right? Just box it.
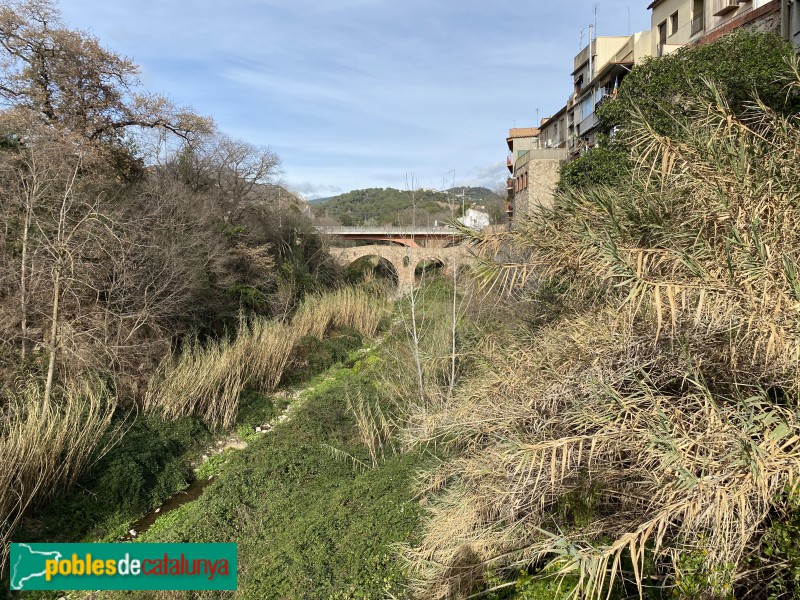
[16,413,210,542]
[282,326,363,385]
[557,140,630,192]
[598,31,799,139]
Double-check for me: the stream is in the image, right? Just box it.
[120,477,214,541]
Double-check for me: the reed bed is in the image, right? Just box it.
[144,320,298,429]
[146,287,387,428]
[0,379,117,575]
[292,287,386,340]
[401,73,800,598]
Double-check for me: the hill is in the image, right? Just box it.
[311,186,503,226]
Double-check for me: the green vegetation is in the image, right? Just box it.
[132,365,424,599]
[16,413,212,543]
[556,135,629,191]
[312,186,503,226]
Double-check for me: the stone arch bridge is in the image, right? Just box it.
[328,244,471,295]
[319,226,474,294]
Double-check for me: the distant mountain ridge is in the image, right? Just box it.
[311,186,502,226]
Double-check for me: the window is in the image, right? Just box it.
[691,0,705,35]
[581,97,594,121]
[658,20,667,45]
[670,11,679,35]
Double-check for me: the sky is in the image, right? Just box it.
[58,1,652,199]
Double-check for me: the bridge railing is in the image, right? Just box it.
[316,226,459,236]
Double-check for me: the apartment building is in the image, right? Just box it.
[649,0,792,54]
[539,30,652,156]
[505,127,568,216]
[504,0,799,217]
[506,127,540,175]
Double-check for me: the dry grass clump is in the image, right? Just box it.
[401,74,800,598]
[0,379,117,574]
[292,287,386,339]
[144,320,298,428]
[146,287,387,428]
[346,387,395,468]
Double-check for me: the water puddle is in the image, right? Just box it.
[121,477,213,541]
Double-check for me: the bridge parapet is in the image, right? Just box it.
[317,226,459,236]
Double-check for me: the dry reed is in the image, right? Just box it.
[401,72,800,598]
[0,379,117,576]
[146,287,388,428]
[292,287,386,339]
[144,320,298,429]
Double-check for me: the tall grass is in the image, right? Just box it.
[345,387,395,468]
[145,320,297,429]
[145,287,388,428]
[292,287,386,339]
[401,71,800,598]
[0,379,117,575]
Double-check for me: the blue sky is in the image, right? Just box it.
[59,1,651,198]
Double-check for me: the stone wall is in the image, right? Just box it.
[511,152,566,219]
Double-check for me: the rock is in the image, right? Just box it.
[129,529,137,537]
[154,507,161,513]
[201,454,208,461]
[255,426,262,433]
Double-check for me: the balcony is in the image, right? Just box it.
[713,0,739,16]
[657,43,682,57]
[691,13,705,35]
[578,113,598,136]
[506,155,513,173]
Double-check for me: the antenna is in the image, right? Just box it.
[628,6,631,35]
[579,27,584,51]
[594,3,598,37]
[535,108,540,125]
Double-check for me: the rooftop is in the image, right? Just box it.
[506,127,540,138]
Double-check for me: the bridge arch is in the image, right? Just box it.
[345,254,399,286]
[328,244,471,295]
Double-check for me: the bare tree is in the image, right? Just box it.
[0,0,211,144]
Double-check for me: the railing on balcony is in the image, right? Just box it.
[712,0,739,16]
[506,155,513,173]
[691,13,705,35]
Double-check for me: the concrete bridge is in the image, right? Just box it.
[316,225,463,248]
[328,244,471,295]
